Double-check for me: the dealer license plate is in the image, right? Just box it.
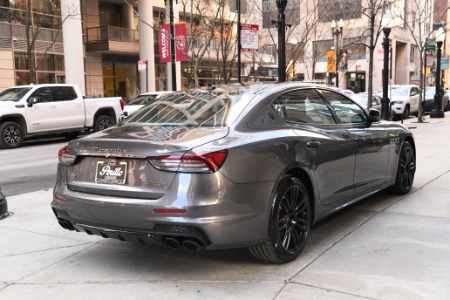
[95,161,127,184]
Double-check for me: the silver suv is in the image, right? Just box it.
[385,85,420,119]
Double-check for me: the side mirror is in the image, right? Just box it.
[26,97,41,107]
[368,108,380,122]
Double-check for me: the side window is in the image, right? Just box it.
[53,87,78,101]
[272,89,336,125]
[30,87,53,102]
[320,90,367,124]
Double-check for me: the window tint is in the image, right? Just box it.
[320,90,367,124]
[128,94,158,105]
[272,89,336,124]
[124,89,252,127]
[0,87,31,102]
[30,87,53,102]
[53,86,78,101]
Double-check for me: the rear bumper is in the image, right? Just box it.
[52,172,274,250]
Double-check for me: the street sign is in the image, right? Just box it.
[138,60,147,72]
[241,24,259,52]
[327,49,336,72]
[441,56,449,70]
[426,53,434,67]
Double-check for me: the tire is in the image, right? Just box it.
[249,176,311,263]
[403,106,410,119]
[0,121,24,149]
[94,115,114,132]
[387,141,415,195]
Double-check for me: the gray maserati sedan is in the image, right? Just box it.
[52,82,416,263]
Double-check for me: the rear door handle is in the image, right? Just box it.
[354,137,366,143]
[306,141,321,148]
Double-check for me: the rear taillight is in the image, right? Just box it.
[148,149,227,173]
[58,146,77,165]
[120,98,125,111]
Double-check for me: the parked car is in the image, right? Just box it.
[52,82,416,263]
[423,87,449,112]
[0,84,124,149]
[123,91,172,116]
[351,93,382,111]
[341,89,355,96]
[378,85,420,119]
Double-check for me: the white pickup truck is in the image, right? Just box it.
[0,84,124,149]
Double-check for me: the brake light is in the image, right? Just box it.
[149,149,227,173]
[58,146,77,165]
[54,194,67,202]
[120,98,125,111]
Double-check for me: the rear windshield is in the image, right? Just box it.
[123,88,253,127]
[0,87,32,102]
[128,94,159,105]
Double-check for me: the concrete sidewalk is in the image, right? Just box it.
[1,114,450,300]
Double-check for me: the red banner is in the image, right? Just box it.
[158,24,171,63]
[174,23,189,62]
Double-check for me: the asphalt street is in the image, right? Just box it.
[1,114,450,299]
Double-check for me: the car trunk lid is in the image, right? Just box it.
[66,125,229,199]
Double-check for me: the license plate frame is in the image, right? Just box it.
[95,161,127,184]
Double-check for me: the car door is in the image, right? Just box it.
[273,89,356,205]
[320,90,391,195]
[25,87,57,132]
[51,86,85,129]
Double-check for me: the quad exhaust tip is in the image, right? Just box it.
[163,236,204,251]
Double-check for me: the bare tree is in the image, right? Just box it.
[245,0,321,81]
[6,0,77,84]
[352,0,387,108]
[397,0,449,122]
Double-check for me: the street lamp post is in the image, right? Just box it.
[274,0,288,83]
[331,19,344,88]
[380,12,392,121]
[431,27,446,119]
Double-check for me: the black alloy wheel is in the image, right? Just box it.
[0,121,24,149]
[388,141,415,195]
[249,176,311,263]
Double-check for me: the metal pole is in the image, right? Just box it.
[335,37,339,88]
[169,0,177,91]
[431,40,444,118]
[237,0,241,83]
[276,0,287,83]
[146,60,149,93]
[381,27,391,121]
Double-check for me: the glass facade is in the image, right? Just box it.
[102,54,139,101]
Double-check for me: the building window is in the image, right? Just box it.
[410,46,415,63]
[313,40,334,62]
[14,52,28,70]
[343,37,366,60]
[317,0,362,22]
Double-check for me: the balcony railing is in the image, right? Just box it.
[85,26,139,43]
